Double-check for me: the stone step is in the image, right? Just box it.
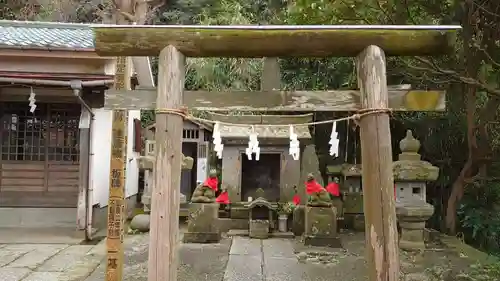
[218,218,248,232]
[227,229,294,239]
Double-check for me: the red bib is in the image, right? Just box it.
[216,191,230,204]
[326,182,340,197]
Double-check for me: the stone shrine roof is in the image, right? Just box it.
[245,197,275,209]
[208,112,312,139]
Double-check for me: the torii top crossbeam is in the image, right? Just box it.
[90,25,461,57]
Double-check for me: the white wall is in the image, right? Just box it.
[125,110,141,198]
[90,109,140,207]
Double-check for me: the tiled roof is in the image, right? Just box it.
[0,20,94,50]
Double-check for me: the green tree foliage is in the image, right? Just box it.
[284,0,500,241]
[158,0,500,249]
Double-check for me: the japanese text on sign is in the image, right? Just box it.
[108,258,118,269]
[107,199,124,240]
[110,169,122,188]
[111,128,125,158]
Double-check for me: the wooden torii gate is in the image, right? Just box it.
[92,25,460,281]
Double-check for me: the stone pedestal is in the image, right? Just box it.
[183,203,221,243]
[396,202,434,251]
[249,220,270,239]
[292,205,305,236]
[304,206,341,247]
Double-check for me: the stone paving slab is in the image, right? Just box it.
[224,237,263,281]
[264,257,303,281]
[6,244,68,269]
[179,241,232,281]
[0,268,31,281]
[229,237,262,256]
[0,245,33,267]
[37,245,95,272]
[22,271,62,281]
[58,252,104,281]
[262,239,296,258]
[224,255,262,281]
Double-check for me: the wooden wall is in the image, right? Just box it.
[0,161,79,207]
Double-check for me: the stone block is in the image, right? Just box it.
[352,214,365,231]
[218,218,248,232]
[230,207,249,219]
[398,221,426,250]
[331,198,343,218]
[249,220,269,239]
[292,205,305,236]
[183,232,221,243]
[304,236,342,247]
[423,228,440,243]
[304,206,341,248]
[343,193,364,214]
[183,203,221,243]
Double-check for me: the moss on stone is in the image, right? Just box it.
[92,26,458,57]
[392,160,439,181]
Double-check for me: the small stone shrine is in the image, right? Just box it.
[245,190,275,239]
[394,130,439,251]
[304,174,341,247]
[207,112,312,204]
[183,169,221,243]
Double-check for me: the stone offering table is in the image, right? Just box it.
[393,130,439,251]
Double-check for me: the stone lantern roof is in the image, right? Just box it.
[393,130,439,181]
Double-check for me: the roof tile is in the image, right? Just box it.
[0,21,94,50]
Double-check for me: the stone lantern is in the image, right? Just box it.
[341,164,364,231]
[130,144,194,232]
[393,130,439,251]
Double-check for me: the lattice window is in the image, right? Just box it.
[0,102,80,162]
[198,142,208,158]
[145,140,155,156]
[183,129,199,140]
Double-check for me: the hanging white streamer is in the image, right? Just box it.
[329,121,339,157]
[245,126,260,161]
[213,121,224,159]
[28,87,37,113]
[289,125,300,160]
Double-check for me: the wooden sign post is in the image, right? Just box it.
[90,25,460,281]
[105,55,131,281]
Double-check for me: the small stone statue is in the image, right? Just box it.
[305,173,332,207]
[191,169,218,203]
